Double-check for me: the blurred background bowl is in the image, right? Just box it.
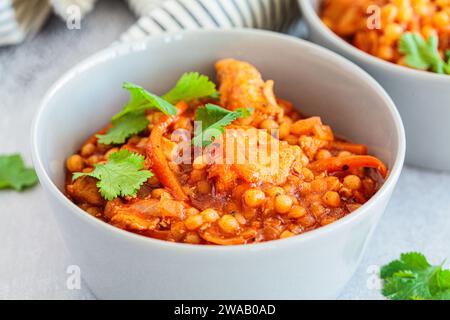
[300,0,450,172]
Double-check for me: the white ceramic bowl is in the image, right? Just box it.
[299,0,450,171]
[31,29,405,299]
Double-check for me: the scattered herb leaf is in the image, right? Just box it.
[0,154,38,191]
[381,252,450,300]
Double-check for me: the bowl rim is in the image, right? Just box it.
[31,28,405,252]
[299,0,450,82]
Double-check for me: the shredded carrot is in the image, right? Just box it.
[147,101,189,201]
[143,230,170,241]
[308,155,388,178]
[200,231,246,245]
[332,141,368,155]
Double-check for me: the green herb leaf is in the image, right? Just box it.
[97,82,177,145]
[0,154,38,191]
[96,112,149,145]
[73,149,153,200]
[162,72,218,104]
[399,33,449,74]
[100,72,218,145]
[445,50,450,74]
[445,50,450,61]
[381,252,430,279]
[380,252,450,300]
[192,104,252,147]
[112,82,178,121]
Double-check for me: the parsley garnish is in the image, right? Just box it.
[97,73,218,145]
[192,104,252,147]
[111,82,178,122]
[162,72,218,104]
[73,149,153,200]
[381,252,450,300]
[97,112,150,145]
[399,33,450,74]
[0,154,38,191]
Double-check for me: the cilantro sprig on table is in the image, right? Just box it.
[0,154,38,191]
[97,72,218,145]
[399,33,450,75]
[381,252,450,300]
[73,149,152,200]
[192,104,252,147]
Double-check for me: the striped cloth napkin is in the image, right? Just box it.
[0,0,301,46]
[120,0,301,43]
[0,0,51,46]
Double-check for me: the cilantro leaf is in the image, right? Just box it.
[162,72,218,104]
[0,154,38,191]
[445,50,450,74]
[380,252,450,300]
[112,82,177,121]
[100,72,218,145]
[97,83,177,145]
[192,104,252,147]
[73,149,153,200]
[97,112,149,145]
[380,252,430,279]
[382,269,437,300]
[399,33,450,74]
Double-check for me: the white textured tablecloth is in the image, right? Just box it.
[1,0,449,300]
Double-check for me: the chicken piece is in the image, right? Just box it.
[208,127,303,193]
[104,198,186,232]
[208,164,239,194]
[298,135,330,161]
[290,117,334,160]
[215,59,284,125]
[110,212,160,232]
[66,176,105,207]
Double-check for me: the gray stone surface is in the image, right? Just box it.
[1,0,449,300]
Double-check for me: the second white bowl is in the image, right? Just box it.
[300,0,450,171]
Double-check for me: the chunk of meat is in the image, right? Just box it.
[106,198,186,219]
[233,140,302,185]
[298,135,329,160]
[104,198,187,232]
[216,59,284,125]
[208,127,303,192]
[208,164,239,194]
[110,212,160,232]
[67,176,105,206]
